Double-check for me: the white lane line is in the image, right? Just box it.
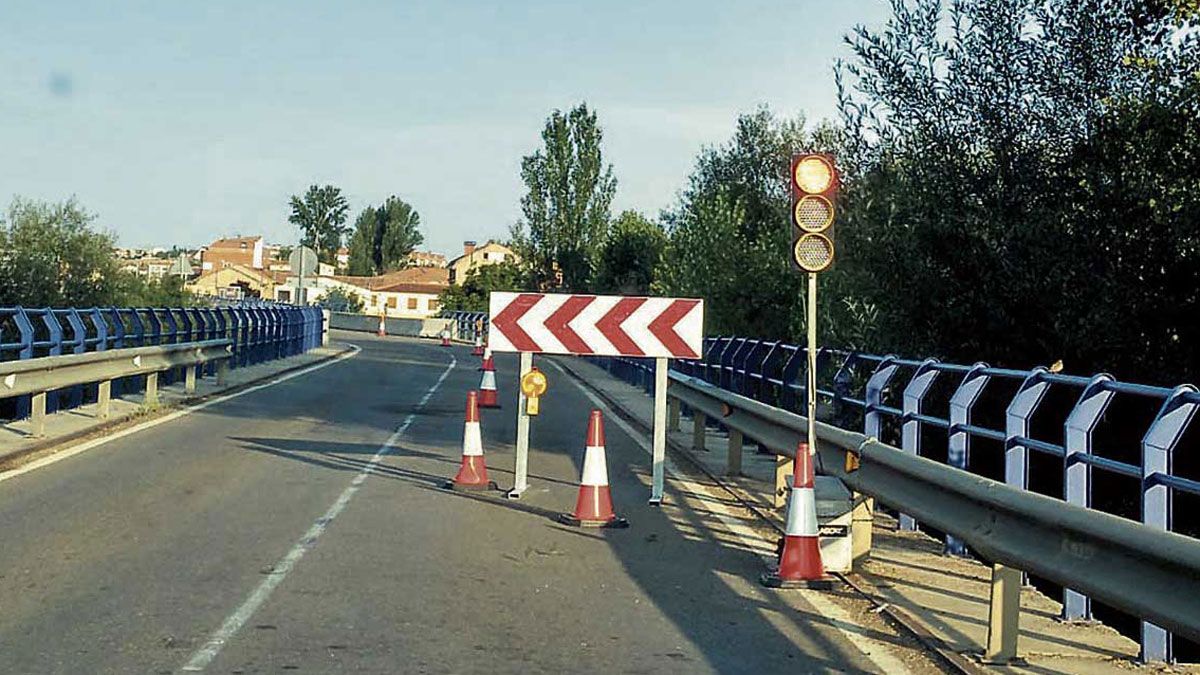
[181,353,458,672]
[550,361,914,675]
[0,345,364,484]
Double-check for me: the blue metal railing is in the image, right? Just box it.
[1,304,325,419]
[443,311,488,343]
[597,336,1199,663]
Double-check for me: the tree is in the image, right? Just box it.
[594,211,665,295]
[438,261,527,312]
[345,196,424,275]
[833,0,1200,381]
[317,287,365,313]
[0,196,123,307]
[288,185,349,264]
[511,103,617,291]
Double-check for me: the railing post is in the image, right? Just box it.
[1138,384,1197,663]
[984,563,1022,663]
[41,308,64,414]
[900,358,939,531]
[864,356,899,438]
[945,362,990,556]
[13,307,34,418]
[1004,368,1050,494]
[1062,374,1114,622]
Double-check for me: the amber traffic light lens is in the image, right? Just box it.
[793,233,834,272]
[793,195,834,232]
[794,156,834,194]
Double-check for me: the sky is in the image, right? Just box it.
[0,1,892,257]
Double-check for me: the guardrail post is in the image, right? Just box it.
[30,391,46,437]
[217,359,229,386]
[185,364,197,394]
[727,428,743,476]
[984,563,1022,663]
[851,495,874,566]
[97,380,112,419]
[692,410,707,453]
[145,371,160,407]
[668,396,680,431]
[1062,374,1114,622]
[900,358,939,531]
[1138,384,1197,663]
[945,363,989,556]
[774,455,792,508]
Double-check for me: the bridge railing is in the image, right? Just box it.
[596,336,1199,663]
[442,311,488,343]
[0,304,325,422]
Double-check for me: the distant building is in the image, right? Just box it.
[279,267,448,318]
[335,247,350,272]
[201,236,265,272]
[186,264,285,300]
[118,256,173,280]
[407,250,447,268]
[447,241,518,285]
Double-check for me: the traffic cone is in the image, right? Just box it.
[761,442,835,589]
[441,330,451,347]
[471,334,484,356]
[445,391,497,491]
[377,313,386,338]
[478,348,492,371]
[478,357,500,408]
[560,410,628,528]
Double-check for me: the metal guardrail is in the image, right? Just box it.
[665,372,1200,654]
[600,338,1199,663]
[0,305,325,423]
[1,340,234,436]
[442,311,487,343]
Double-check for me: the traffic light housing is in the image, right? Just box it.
[790,154,838,272]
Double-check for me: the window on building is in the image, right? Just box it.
[387,297,397,308]
[407,297,418,310]
[370,294,377,306]
[428,298,441,311]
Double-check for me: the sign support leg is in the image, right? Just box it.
[650,356,668,504]
[507,351,533,499]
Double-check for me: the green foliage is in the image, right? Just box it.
[831,0,1200,381]
[0,197,123,307]
[115,274,198,307]
[346,196,424,275]
[439,262,527,312]
[511,103,617,291]
[594,210,665,295]
[288,185,349,264]
[317,286,365,313]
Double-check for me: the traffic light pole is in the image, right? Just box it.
[806,272,818,458]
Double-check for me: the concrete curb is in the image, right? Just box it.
[0,343,356,472]
[551,356,987,675]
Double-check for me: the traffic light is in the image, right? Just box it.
[790,154,838,273]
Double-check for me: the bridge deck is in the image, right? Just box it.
[0,333,945,674]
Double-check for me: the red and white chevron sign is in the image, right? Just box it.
[487,292,704,358]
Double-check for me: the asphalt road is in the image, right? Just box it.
[0,331,941,674]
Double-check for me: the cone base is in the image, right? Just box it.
[558,513,629,529]
[478,401,501,409]
[759,572,838,590]
[444,480,498,492]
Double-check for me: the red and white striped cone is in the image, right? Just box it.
[560,410,628,528]
[441,330,451,347]
[477,349,492,371]
[445,391,497,491]
[761,442,835,589]
[471,334,484,357]
[377,314,386,338]
[478,357,500,408]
